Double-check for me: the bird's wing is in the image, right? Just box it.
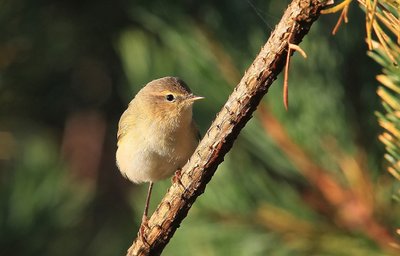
[117,109,133,146]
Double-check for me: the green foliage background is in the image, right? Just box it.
[0,0,399,255]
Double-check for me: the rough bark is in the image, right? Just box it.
[127,0,329,255]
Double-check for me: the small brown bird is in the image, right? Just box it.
[116,76,203,223]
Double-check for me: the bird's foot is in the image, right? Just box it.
[172,168,185,190]
[139,215,150,246]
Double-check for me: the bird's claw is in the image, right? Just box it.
[139,216,150,246]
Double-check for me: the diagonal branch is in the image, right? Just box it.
[127,0,329,255]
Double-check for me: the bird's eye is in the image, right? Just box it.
[165,94,175,102]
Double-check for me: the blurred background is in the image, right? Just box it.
[0,0,399,255]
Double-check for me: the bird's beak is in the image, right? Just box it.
[187,94,205,102]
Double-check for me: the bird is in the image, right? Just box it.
[116,76,203,225]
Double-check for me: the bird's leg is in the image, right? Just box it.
[139,182,153,243]
[142,182,153,223]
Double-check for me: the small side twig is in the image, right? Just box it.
[283,22,308,110]
[321,0,352,35]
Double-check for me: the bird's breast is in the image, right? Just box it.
[116,115,198,183]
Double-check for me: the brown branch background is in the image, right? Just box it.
[127,0,329,255]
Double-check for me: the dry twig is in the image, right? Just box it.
[321,0,352,34]
[126,1,328,255]
[283,23,308,110]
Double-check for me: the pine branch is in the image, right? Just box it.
[126,1,329,255]
[361,0,400,185]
